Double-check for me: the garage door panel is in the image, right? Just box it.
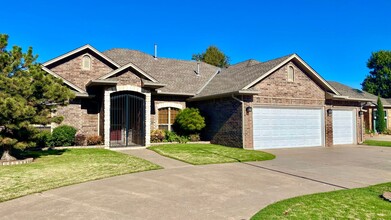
[253,107,323,149]
[332,110,355,145]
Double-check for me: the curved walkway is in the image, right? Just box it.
[0,145,390,219]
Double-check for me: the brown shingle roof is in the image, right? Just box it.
[327,81,391,105]
[102,49,219,94]
[194,54,293,98]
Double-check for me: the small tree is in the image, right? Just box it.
[192,46,230,68]
[376,96,386,133]
[174,108,205,135]
[0,34,75,161]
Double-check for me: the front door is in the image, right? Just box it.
[110,91,145,147]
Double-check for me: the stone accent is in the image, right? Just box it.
[190,98,243,148]
[151,97,186,130]
[48,51,115,91]
[1,158,34,166]
[104,85,151,148]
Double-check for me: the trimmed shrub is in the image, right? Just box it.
[51,125,77,147]
[74,134,87,146]
[34,130,52,148]
[189,134,200,142]
[164,131,189,143]
[174,108,205,135]
[87,135,103,145]
[151,129,165,143]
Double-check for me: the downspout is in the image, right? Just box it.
[232,94,245,148]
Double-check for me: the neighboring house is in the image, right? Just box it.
[42,45,369,149]
[327,81,391,133]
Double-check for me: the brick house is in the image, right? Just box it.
[42,44,369,149]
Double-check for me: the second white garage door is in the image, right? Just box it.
[253,107,323,149]
[332,110,356,145]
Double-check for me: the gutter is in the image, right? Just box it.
[188,90,259,102]
[231,94,245,149]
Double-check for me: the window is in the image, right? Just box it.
[158,107,180,131]
[82,55,91,70]
[288,66,294,82]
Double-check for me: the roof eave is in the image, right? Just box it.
[242,54,340,96]
[188,90,257,102]
[86,79,118,87]
[42,66,86,93]
[43,44,120,68]
[99,62,159,83]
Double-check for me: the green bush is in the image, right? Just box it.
[51,125,77,147]
[174,108,205,135]
[164,131,188,143]
[34,130,52,148]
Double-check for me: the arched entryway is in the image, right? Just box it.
[110,91,145,147]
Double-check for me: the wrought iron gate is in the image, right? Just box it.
[110,91,145,147]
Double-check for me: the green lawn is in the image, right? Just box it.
[0,149,161,202]
[148,144,275,165]
[252,182,391,219]
[363,139,391,147]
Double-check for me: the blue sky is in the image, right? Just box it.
[1,0,390,89]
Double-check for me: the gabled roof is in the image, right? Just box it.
[102,48,219,94]
[99,62,159,83]
[42,44,120,68]
[192,54,339,100]
[42,66,86,93]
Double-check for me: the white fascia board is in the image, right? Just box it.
[99,62,158,83]
[42,44,120,68]
[242,54,340,95]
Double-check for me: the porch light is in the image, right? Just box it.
[327,109,333,116]
[359,110,364,116]
[246,106,252,113]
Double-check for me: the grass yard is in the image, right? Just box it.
[0,148,161,202]
[252,182,391,219]
[148,144,275,165]
[363,139,391,147]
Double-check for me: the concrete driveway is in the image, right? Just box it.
[0,145,390,220]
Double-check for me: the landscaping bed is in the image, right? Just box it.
[148,144,275,165]
[363,140,391,147]
[0,148,161,202]
[251,182,391,219]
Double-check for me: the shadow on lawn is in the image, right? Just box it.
[10,148,68,160]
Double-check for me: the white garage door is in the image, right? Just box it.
[332,110,355,145]
[253,107,323,149]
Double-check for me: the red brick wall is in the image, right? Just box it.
[48,51,115,90]
[114,69,143,87]
[55,99,99,136]
[190,98,243,148]
[244,61,326,148]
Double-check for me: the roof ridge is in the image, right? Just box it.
[103,48,218,67]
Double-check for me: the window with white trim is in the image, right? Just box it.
[158,107,180,131]
[82,55,91,70]
[288,66,294,82]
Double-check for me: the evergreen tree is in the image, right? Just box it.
[0,34,75,161]
[376,96,386,133]
[192,46,230,68]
